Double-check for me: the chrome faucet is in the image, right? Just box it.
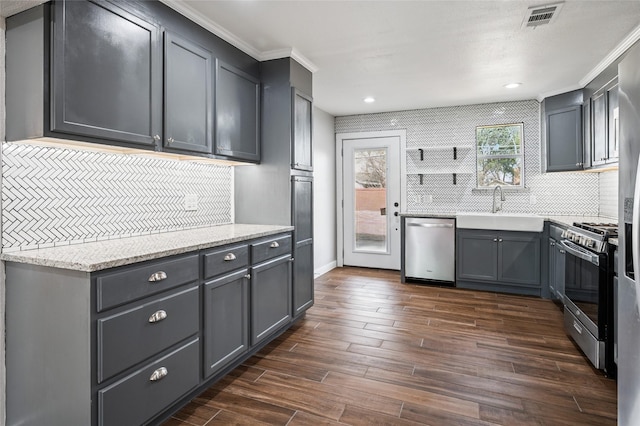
[492,185,506,213]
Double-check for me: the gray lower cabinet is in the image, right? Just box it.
[5,232,294,426]
[293,240,314,316]
[251,254,293,345]
[203,269,249,377]
[548,225,567,302]
[292,88,313,171]
[456,229,542,296]
[164,31,213,154]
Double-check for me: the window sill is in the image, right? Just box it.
[471,187,531,194]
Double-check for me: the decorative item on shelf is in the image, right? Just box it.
[418,148,424,161]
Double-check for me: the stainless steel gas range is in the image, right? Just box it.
[562,222,617,378]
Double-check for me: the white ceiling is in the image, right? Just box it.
[3,1,640,117]
[163,0,640,116]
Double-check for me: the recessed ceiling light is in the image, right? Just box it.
[363,97,376,103]
[504,83,522,89]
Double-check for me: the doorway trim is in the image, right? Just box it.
[335,129,407,267]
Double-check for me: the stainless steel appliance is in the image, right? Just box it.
[402,217,455,285]
[561,222,616,377]
[618,40,640,426]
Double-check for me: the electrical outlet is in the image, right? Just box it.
[184,194,198,211]
[530,195,537,205]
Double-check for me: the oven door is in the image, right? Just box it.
[561,239,607,339]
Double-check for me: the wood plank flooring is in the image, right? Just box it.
[162,267,617,425]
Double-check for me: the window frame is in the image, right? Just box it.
[475,122,525,189]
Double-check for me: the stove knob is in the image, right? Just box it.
[561,230,567,238]
[587,240,595,249]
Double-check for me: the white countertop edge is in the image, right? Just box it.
[0,224,294,272]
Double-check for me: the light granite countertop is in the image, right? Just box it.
[0,224,293,272]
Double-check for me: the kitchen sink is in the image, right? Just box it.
[456,212,545,232]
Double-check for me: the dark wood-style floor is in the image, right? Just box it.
[162,267,617,425]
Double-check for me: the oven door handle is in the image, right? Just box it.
[560,240,599,266]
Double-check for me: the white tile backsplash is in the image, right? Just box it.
[336,101,602,216]
[599,170,618,219]
[1,142,233,251]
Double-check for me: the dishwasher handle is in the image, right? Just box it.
[407,222,454,229]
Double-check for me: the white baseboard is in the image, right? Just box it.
[314,260,337,278]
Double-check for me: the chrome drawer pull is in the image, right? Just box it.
[270,241,280,248]
[149,367,168,382]
[573,321,583,335]
[148,271,167,282]
[244,274,251,280]
[148,310,167,323]
[224,253,236,261]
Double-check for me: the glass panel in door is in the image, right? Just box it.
[353,148,388,253]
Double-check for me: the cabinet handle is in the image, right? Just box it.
[498,238,503,242]
[559,249,566,254]
[290,257,295,262]
[244,274,251,280]
[148,271,167,282]
[493,238,498,242]
[270,241,280,248]
[153,135,160,142]
[550,242,556,246]
[148,310,167,323]
[224,253,237,261]
[573,321,583,335]
[149,367,168,382]
[167,137,175,144]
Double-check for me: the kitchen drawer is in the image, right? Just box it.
[203,244,249,279]
[96,254,199,312]
[98,338,200,426]
[251,234,292,264]
[564,309,604,369]
[97,285,199,383]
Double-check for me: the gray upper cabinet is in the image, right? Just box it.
[584,68,619,168]
[542,90,583,172]
[292,89,313,171]
[215,60,260,162]
[164,31,213,154]
[51,0,162,147]
[591,91,608,166]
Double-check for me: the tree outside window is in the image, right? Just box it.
[476,123,524,188]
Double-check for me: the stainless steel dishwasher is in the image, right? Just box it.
[402,217,455,285]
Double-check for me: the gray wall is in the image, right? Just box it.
[312,106,337,276]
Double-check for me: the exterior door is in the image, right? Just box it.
[342,136,400,270]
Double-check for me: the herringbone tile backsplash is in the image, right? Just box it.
[336,100,603,216]
[2,143,232,251]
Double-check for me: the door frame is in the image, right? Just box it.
[335,130,407,267]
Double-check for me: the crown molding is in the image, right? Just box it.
[159,0,317,73]
[579,22,640,87]
[159,0,262,60]
[537,83,582,102]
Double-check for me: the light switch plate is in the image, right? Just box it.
[184,194,198,211]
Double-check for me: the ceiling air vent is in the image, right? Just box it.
[521,2,564,29]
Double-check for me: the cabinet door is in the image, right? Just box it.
[203,269,249,378]
[291,89,313,171]
[548,238,557,298]
[555,243,566,302]
[546,106,583,171]
[292,176,313,243]
[591,92,607,166]
[251,255,292,346]
[215,60,260,162]
[456,231,498,281]
[498,234,541,286]
[51,0,161,147]
[607,83,619,161]
[293,240,314,317]
[164,32,212,154]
